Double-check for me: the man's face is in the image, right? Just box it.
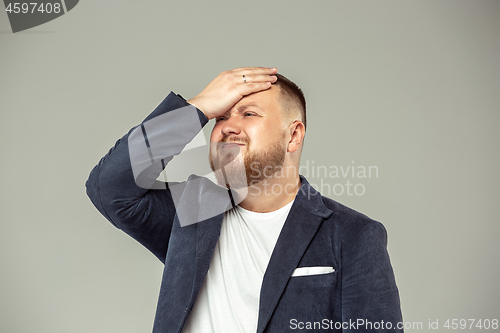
[209,86,288,188]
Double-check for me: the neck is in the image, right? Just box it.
[236,172,301,213]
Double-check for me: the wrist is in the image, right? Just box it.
[187,98,212,120]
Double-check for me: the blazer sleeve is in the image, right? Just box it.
[85,92,208,263]
[341,221,404,332]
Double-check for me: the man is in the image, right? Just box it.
[86,67,404,332]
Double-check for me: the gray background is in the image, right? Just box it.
[1,0,499,332]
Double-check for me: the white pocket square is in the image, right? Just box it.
[291,266,335,277]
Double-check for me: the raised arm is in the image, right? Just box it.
[85,92,206,263]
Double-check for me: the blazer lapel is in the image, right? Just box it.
[190,183,236,306]
[257,177,333,333]
[192,213,224,297]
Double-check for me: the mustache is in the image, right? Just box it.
[219,137,249,145]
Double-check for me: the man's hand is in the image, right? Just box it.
[187,67,278,120]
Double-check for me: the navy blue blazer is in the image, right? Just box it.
[86,92,404,333]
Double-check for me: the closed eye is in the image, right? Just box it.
[216,112,258,122]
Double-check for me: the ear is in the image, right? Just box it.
[287,121,305,153]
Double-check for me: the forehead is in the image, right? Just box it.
[233,85,281,114]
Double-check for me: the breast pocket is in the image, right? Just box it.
[289,266,337,290]
[276,267,338,321]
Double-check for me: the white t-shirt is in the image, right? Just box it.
[182,200,294,333]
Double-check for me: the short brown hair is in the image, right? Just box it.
[274,73,306,130]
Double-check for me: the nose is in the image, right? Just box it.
[220,114,242,137]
